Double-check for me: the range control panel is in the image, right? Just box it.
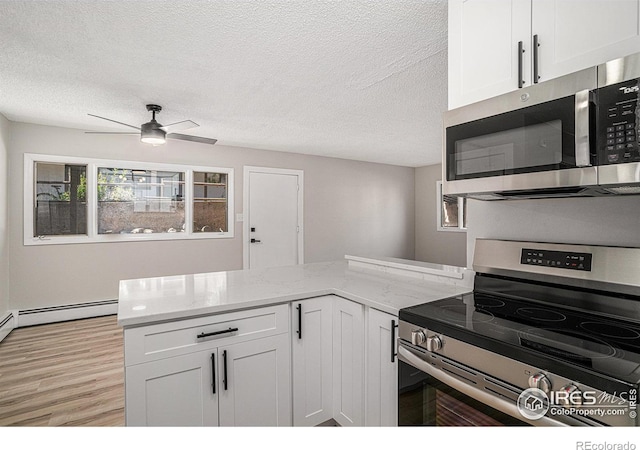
[521,248,593,271]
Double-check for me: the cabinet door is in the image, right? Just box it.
[332,298,364,427]
[448,0,531,108]
[533,0,640,84]
[365,309,398,427]
[218,333,291,426]
[292,297,334,426]
[125,350,218,426]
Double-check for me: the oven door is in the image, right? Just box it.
[442,67,597,199]
[397,344,584,427]
[398,358,527,426]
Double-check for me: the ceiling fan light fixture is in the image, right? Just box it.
[140,120,166,145]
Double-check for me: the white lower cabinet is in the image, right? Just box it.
[126,350,219,426]
[125,299,399,427]
[365,308,398,426]
[291,295,398,427]
[291,296,334,426]
[332,297,365,427]
[218,333,291,426]
[124,304,291,426]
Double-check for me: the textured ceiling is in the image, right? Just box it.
[0,1,448,167]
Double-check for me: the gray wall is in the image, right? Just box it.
[7,121,415,311]
[415,164,466,267]
[0,114,9,318]
[465,196,640,268]
[414,163,640,271]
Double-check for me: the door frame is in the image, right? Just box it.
[243,166,304,269]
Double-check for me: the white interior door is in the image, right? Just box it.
[244,167,303,269]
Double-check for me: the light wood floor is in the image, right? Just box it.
[0,315,124,426]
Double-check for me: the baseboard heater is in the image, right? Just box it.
[17,299,118,327]
[0,312,15,343]
[0,313,12,329]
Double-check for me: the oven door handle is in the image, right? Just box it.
[398,345,585,427]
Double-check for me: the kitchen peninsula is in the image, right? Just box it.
[117,256,473,427]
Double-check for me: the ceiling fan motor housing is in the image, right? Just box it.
[141,104,166,144]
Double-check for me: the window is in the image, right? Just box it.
[193,171,228,233]
[436,181,466,232]
[97,167,185,235]
[34,162,87,237]
[24,154,234,245]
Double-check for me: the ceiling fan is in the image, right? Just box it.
[86,104,217,146]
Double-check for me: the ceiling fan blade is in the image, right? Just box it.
[160,120,199,133]
[87,114,141,131]
[85,131,139,135]
[167,133,217,145]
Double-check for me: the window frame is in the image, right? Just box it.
[436,180,466,232]
[24,153,234,245]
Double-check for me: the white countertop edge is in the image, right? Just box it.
[117,289,332,328]
[117,285,471,328]
[345,255,465,280]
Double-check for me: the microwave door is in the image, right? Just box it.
[442,67,597,199]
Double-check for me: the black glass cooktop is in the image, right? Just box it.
[400,290,640,392]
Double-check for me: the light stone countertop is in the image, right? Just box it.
[117,258,474,328]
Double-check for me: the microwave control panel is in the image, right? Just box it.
[597,78,640,165]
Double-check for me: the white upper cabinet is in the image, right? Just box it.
[448,0,531,109]
[449,0,640,109]
[532,0,640,83]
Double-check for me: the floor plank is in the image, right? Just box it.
[0,315,124,426]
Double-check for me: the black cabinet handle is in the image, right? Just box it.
[211,353,216,394]
[197,327,239,339]
[296,304,302,339]
[222,350,228,391]
[391,320,398,363]
[517,40,524,88]
[533,34,540,84]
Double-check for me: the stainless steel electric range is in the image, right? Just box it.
[398,239,640,427]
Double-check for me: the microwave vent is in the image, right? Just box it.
[602,186,640,195]
[466,194,505,201]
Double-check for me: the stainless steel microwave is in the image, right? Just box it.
[442,53,640,200]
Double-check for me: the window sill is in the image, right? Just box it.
[24,231,234,246]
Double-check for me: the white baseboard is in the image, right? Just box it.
[0,312,16,343]
[16,299,118,328]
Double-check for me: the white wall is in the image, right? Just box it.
[466,196,640,268]
[8,121,415,311]
[0,114,10,319]
[415,164,466,267]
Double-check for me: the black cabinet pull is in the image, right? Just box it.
[222,350,228,391]
[211,353,216,394]
[517,40,524,88]
[296,304,302,339]
[391,320,398,363]
[197,327,238,339]
[533,34,540,84]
